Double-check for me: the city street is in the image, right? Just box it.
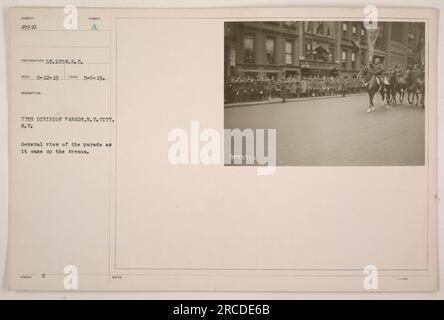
[224,93,425,166]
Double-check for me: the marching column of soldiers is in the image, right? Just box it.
[224,74,367,104]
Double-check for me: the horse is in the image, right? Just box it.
[405,72,425,107]
[395,73,407,103]
[418,78,425,107]
[357,65,390,113]
[387,72,399,105]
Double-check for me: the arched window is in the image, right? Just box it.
[285,40,293,64]
[342,22,348,39]
[243,35,254,63]
[341,50,347,69]
[316,22,325,35]
[265,37,275,64]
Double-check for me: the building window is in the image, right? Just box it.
[265,37,275,64]
[243,35,254,63]
[341,50,347,69]
[391,22,403,43]
[351,52,356,69]
[328,47,335,62]
[316,22,325,35]
[352,25,357,38]
[304,40,333,63]
[375,25,384,50]
[314,46,330,62]
[342,23,348,39]
[408,32,415,43]
[326,22,334,37]
[305,21,314,33]
[285,40,293,64]
[360,27,366,42]
[360,51,366,66]
[229,47,236,66]
[305,42,312,60]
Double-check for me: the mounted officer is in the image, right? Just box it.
[363,57,385,91]
[394,64,403,82]
[411,64,422,80]
[280,76,289,103]
[371,57,386,88]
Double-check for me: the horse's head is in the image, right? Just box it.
[388,71,397,82]
[357,66,365,78]
[357,65,371,81]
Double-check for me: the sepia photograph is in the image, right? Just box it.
[224,21,426,166]
[3,5,439,297]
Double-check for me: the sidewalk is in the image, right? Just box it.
[224,92,367,108]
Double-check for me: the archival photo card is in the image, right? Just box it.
[224,21,426,166]
[7,7,438,292]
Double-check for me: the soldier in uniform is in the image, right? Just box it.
[289,75,297,99]
[307,76,314,97]
[253,75,261,101]
[314,77,320,96]
[264,77,273,100]
[353,77,359,93]
[224,78,230,103]
[295,75,302,98]
[246,76,254,101]
[300,76,307,97]
[280,76,289,103]
[331,77,338,95]
[411,64,422,80]
[366,57,385,91]
[257,76,266,101]
[238,77,246,102]
[230,77,238,103]
[394,64,403,79]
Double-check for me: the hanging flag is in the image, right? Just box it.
[326,22,335,36]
